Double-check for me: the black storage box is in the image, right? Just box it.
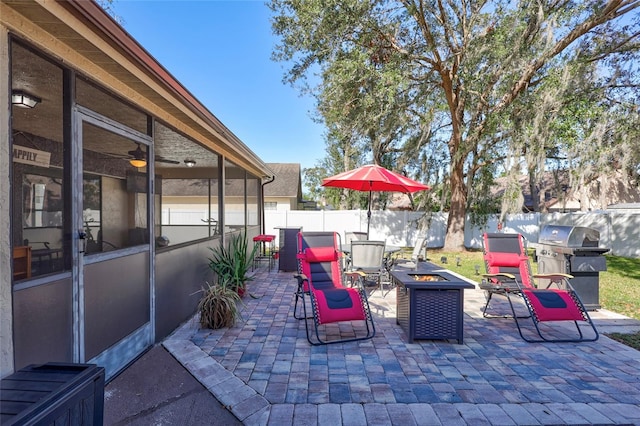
[1,363,105,425]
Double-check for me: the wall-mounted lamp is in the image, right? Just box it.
[184,159,196,167]
[12,90,41,108]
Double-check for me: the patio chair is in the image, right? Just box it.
[293,231,343,319]
[411,236,427,262]
[480,232,598,342]
[395,236,427,267]
[294,232,375,345]
[344,231,367,244]
[343,231,368,270]
[346,240,389,295]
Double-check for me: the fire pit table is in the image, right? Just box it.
[391,262,475,344]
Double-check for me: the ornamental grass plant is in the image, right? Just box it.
[197,281,242,329]
[207,231,258,295]
[197,232,258,330]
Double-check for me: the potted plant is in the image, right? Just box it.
[197,280,242,329]
[207,231,258,296]
[197,232,258,329]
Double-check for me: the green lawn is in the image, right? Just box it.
[407,249,640,321]
[408,249,640,349]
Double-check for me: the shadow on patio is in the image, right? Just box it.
[163,266,640,425]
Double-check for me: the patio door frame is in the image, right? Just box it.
[73,105,155,377]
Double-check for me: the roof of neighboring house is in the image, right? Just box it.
[387,192,416,210]
[493,171,640,211]
[160,163,303,198]
[608,203,640,210]
[492,173,569,211]
[387,171,640,212]
[264,163,303,200]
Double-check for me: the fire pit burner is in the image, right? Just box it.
[409,274,448,282]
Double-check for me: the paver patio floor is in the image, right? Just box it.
[163,264,640,425]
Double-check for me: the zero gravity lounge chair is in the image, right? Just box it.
[294,231,376,345]
[293,231,344,320]
[480,232,598,343]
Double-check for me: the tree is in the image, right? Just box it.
[270,0,640,250]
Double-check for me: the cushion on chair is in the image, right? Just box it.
[533,291,567,308]
[305,247,339,262]
[524,289,585,321]
[312,288,366,324]
[486,252,527,268]
[322,289,353,309]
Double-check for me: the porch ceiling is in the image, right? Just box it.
[4,0,271,178]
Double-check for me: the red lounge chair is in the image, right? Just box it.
[294,232,375,345]
[293,231,343,320]
[480,232,598,343]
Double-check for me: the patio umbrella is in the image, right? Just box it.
[321,164,430,237]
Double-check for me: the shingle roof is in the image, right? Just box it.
[264,163,302,199]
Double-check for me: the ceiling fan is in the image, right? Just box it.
[105,143,180,167]
[129,143,180,166]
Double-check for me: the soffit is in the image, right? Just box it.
[3,0,271,178]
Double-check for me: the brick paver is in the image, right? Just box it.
[164,266,640,425]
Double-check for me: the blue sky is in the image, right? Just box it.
[111,0,326,171]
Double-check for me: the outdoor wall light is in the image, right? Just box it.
[12,90,41,108]
[184,159,196,167]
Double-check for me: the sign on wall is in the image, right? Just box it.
[13,145,51,168]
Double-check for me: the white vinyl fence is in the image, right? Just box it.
[265,209,640,258]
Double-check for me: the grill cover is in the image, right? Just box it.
[539,225,600,247]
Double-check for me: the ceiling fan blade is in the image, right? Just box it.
[155,156,180,164]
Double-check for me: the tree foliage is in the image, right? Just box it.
[270,0,640,250]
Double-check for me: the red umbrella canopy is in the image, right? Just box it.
[322,164,429,237]
[321,164,430,193]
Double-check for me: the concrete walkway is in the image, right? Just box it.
[161,265,640,425]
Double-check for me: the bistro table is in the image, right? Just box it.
[341,244,401,277]
[341,244,401,256]
[390,261,476,344]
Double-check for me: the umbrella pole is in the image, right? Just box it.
[367,190,372,238]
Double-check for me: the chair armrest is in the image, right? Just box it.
[293,273,308,285]
[533,273,573,280]
[345,270,366,288]
[345,271,366,279]
[480,273,520,291]
[481,272,516,280]
[533,273,573,289]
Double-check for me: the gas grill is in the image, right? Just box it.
[535,225,609,310]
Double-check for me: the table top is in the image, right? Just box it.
[391,261,476,290]
[342,244,401,255]
[32,247,63,258]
